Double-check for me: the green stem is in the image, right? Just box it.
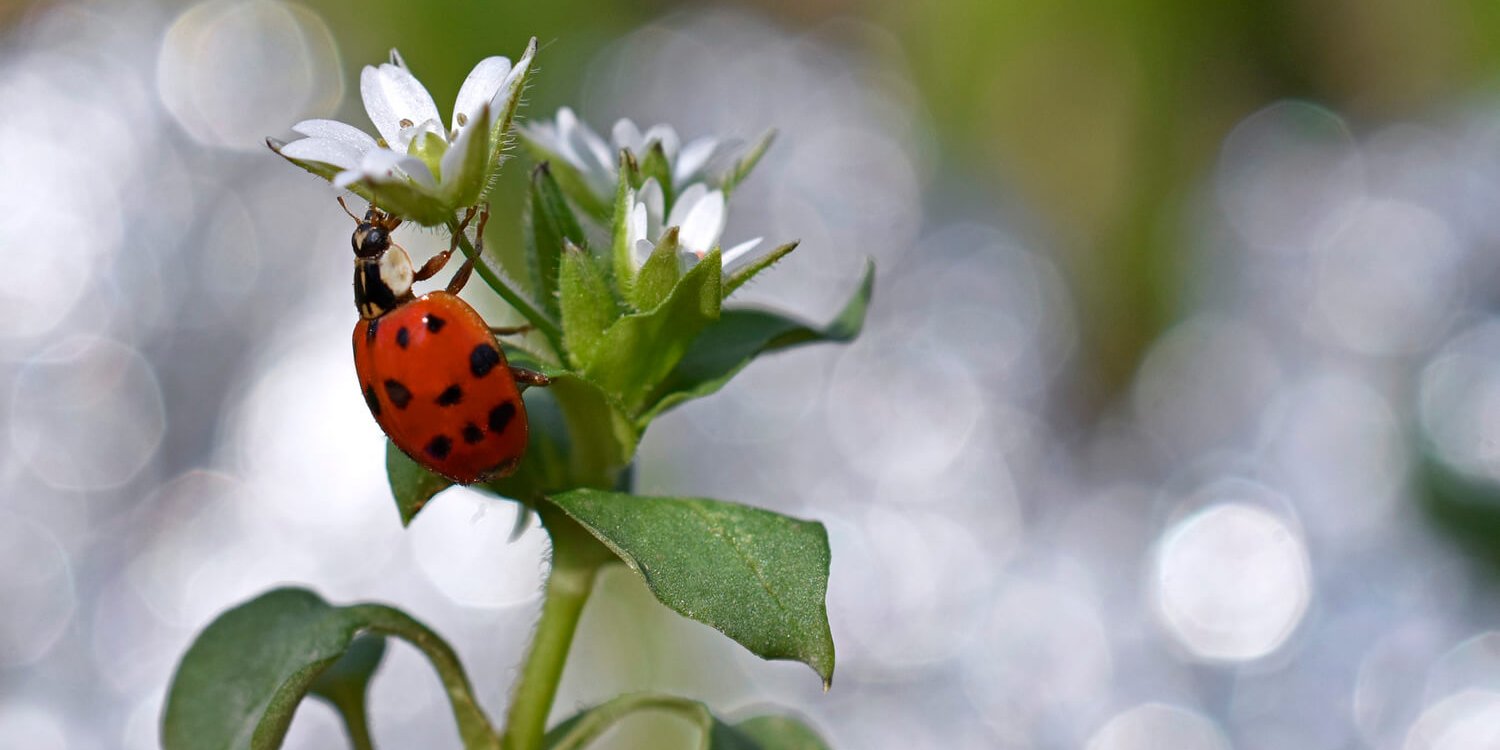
[501,506,614,750]
[547,694,712,750]
[348,605,500,750]
[333,694,375,750]
[447,218,566,356]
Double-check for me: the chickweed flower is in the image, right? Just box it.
[624,178,762,272]
[523,108,723,207]
[269,40,536,226]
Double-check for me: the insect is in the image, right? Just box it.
[343,198,547,484]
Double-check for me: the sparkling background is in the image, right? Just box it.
[6,1,1500,748]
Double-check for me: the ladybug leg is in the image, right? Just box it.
[414,207,477,282]
[489,324,534,337]
[509,366,551,390]
[446,205,489,295]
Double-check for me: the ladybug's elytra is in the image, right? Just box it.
[344,199,547,484]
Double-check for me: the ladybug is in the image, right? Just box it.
[342,199,547,484]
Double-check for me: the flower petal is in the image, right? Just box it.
[674,136,719,185]
[720,236,765,271]
[279,137,365,171]
[291,119,378,154]
[676,189,725,256]
[631,238,655,269]
[666,182,708,228]
[638,177,664,238]
[361,60,441,151]
[360,148,436,188]
[612,119,644,154]
[626,196,648,249]
[641,124,680,161]
[453,56,511,133]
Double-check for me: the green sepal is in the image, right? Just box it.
[630,226,682,312]
[442,102,493,208]
[559,241,622,368]
[546,489,836,686]
[486,37,537,181]
[611,152,638,294]
[639,140,674,210]
[640,259,873,424]
[517,136,612,223]
[583,249,722,415]
[721,129,775,198]
[527,163,587,319]
[162,588,496,750]
[723,240,797,298]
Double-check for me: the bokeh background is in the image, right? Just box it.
[8,0,1500,747]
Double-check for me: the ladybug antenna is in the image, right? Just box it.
[336,196,361,223]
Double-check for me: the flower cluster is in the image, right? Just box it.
[269,41,536,225]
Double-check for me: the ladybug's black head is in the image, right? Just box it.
[352,207,401,258]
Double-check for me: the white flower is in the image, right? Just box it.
[523,107,722,206]
[270,40,536,225]
[624,178,763,272]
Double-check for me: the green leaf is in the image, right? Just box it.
[559,242,620,368]
[723,240,797,298]
[640,259,874,424]
[527,163,588,320]
[734,716,832,750]
[546,490,836,686]
[721,129,775,198]
[639,141,674,209]
[584,250,722,414]
[630,226,683,312]
[543,694,823,750]
[387,441,453,527]
[163,588,497,750]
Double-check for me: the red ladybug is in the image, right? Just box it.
[343,200,546,484]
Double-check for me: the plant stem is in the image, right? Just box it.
[447,217,566,356]
[501,506,614,750]
[349,605,500,750]
[546,693,712,750]
[334,695,376,750]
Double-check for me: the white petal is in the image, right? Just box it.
[398,118,446,154]
[674,137,719,184]
[333,169,364,188]
[612,119,644,154]
[280,137,364,170]
[721,237,765,271]
[489,43,534,117]
[360,149,435,187]
[453,56,511,132]
[550,108,593,172]
[666,183,708,228]
[631,238,655,269]
[676,189,725,256]
[626,196,648,248]
[291,119,378,154]
[440,104,486,187]
[639,178,664,237]
[361,61,441,151]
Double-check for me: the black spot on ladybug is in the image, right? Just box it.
[436,384,463,406]
[396,326,409,349]
[365,317,380,345]
[364,384,380,416]
[462,422,484,444]
[424,314,446,333]
[488,401,516,433]
[425,434,452,460]
[384,379,412,409]
[470,343,501,377]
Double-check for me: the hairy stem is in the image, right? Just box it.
[447,217,565,356]
[501,506,614,750]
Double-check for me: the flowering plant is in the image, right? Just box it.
[164,40,872,750]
